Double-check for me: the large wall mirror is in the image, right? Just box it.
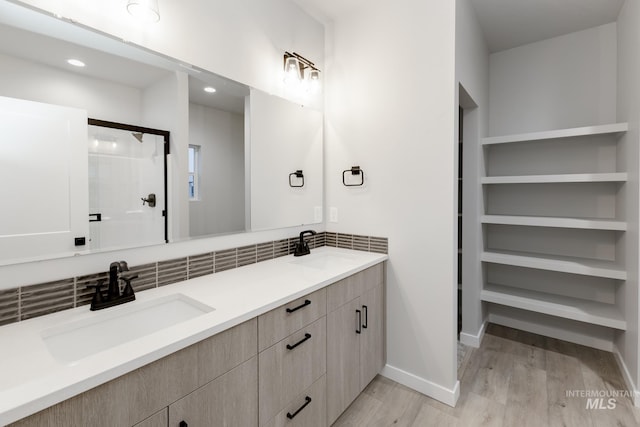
[0,1,323,266]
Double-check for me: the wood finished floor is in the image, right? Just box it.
[332,324,640,427]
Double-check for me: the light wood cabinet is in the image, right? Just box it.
[359,282,385,390]
[263,375,326,427]
[326,265,385,425]
[259,317,326,425]
[133,409,167,427]
[258,288,326,352]
[168,357,258,427]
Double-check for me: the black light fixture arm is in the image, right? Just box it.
[284,51,321,73]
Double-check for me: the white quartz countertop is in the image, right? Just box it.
[0,247,387,425]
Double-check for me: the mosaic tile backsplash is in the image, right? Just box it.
[0,232,387,326]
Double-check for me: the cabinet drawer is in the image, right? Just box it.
[133,408,167,427]
[258,288,326,351]
[263,375,326,427]
[169,356,258,427]
[258,317,326,425]
[327,263,384,312]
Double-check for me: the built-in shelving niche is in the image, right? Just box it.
[480,123,628,343]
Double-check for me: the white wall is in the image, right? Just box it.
[455,0,490,347]
[615,0,640,404]
[189,103,245,236]
[0,0,325,289]
[324,0,458,405]
[489,23,617,136]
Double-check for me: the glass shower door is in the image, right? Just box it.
[88,123,166,252]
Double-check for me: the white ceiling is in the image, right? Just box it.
[293,0,625,53]
[470,0,625,52]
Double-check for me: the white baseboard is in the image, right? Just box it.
[613,346,640,407]
[381,364,460,407]
[459,320,487,348]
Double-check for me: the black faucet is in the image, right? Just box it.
[88,260,137,310]
[294,230,317,257]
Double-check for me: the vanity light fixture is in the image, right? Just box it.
[283,51,321,88]
[203,86,216,93]
[127,0,160,23]
[67,58,85,67]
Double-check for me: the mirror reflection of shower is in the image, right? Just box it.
[88,121,167,252]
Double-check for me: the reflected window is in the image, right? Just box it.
[188,144,201,200]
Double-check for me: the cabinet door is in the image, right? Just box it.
[360,282,385,390]
[134,409,168,427]
[326,298,361,425]
[169,357,258,427]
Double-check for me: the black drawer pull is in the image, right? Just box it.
[286,299,311,313]
[356,309,362,334]
[362,305,368,329]
[286,396,312,420]
[179,421,188,427]
[286,333,311,350]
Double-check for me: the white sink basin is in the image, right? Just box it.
[289,252,357,270]
[41,294,214,363]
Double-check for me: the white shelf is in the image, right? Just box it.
[481,173,627,184]
[481,250,627,280]
[481,123,628,146]
[481,215,626,231]
[481,284,626,330]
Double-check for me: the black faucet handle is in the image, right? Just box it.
[120,275,139,298]
[86,280,106,307]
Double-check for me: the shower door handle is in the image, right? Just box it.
[141,193,156,207]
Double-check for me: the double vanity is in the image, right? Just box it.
[0,247,387,426]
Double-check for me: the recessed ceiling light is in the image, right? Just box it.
[67,59,85,67]
[204,86,216,93]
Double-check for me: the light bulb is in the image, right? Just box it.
[284,56,302,84]
[127,0,160,23]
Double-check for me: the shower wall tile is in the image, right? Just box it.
[0,288,19,326]
[257,242,275,263]
[188,254,213,279]
[157,257,188,287]
[20,278,75,320]
[215,249,237,273]
[0,231,388,326]
[76,272,109,307]
[237,245,257,267]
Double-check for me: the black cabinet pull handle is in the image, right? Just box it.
[286,396,312,419]
[362,305,368,329]
[356,309,362,334]
[286,299,311,313]
[179,421,188,427]
[286,333,311,350]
